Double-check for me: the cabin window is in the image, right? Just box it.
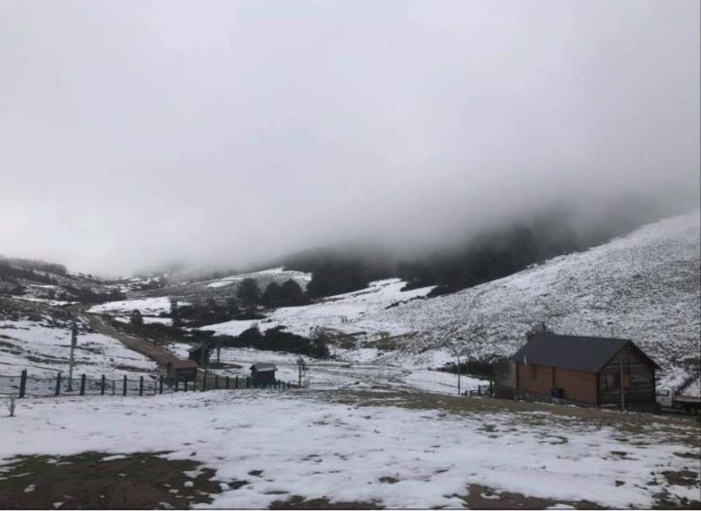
[603,373,620,391]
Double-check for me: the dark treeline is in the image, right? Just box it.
[0,261,60,286]
[0,256,67,275]
[281,205,659,298]
[282,250,392,298]
[0,260,125,302]
[219,325,329,358]
[169,296,261,328]
[167,278,309,328]
[116,319,330,359]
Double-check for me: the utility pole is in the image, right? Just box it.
[297,356,306,387]
[68,320,78,392]
[454,344,462,396]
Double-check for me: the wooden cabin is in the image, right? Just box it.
[166,359,199,383]
[496,333,660,412]
[250,362,277,384]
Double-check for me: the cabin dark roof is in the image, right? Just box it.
[167,359,199,369]
[188,343,208,353]
[510,333,660,372]
[250,363,277,372]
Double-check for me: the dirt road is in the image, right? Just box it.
[67,305,181,367]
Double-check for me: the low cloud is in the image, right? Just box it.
[1,0,698,276]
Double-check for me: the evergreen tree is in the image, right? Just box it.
[279,279,308,306]
[262,282,283,308]
[237,278,261,308]
[130,309,144,326]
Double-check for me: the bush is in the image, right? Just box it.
[220,326,329,358]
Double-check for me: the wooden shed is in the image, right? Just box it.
[166,359,199,383]
[497,333,660,412]
[188,342,212,367]
[250,362,277,384]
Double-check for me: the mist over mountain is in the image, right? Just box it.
[1,1,698,276]
[275,195,693,297]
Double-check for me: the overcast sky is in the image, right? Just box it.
[1,0,699,276]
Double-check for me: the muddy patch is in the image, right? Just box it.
[0,451,223,509]
[454,484,605,510]
[269,495,384,509]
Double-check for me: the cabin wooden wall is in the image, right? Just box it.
[515,363,597,404]
[597,344,656,407]
[252,370,276,383]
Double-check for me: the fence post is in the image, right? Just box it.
[235,376,238,389]
[246,377,250,388]
[55,372,62,397]
[139,376,144,396]
[202,370,207,392]
[80,374,86,396]
[159,375,164,394]
[19,370,27,398]
[225,376,230,389]
[101,375,106,395]
[184,381,188,392]
[123,375,127,396]
[214,375,219,390]
[175,380,179,392]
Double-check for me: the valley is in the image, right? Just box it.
[0,211,699,509]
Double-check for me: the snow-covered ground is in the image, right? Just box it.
[203,267,312,289]
[1,390,698,509]
[88,296,175,317]
[167,344,483,395]
[0,319,157,379]
[204,278,433,339]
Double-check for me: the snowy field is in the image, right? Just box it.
[203,267,311,289]
[0,319,157,379]
[185,278,434,340]
[1,390,698,509]
[88,296,175,317]
[168,344,483,395]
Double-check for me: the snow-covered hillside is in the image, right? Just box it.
[199,212,700,388]
[204,278,433,339]
[375,211,700,384]
[0,317,156,379]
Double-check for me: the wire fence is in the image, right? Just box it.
[0,370,291,399]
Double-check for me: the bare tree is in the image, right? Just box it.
[436,289,488,395]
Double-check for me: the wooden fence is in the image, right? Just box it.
[0,370,291,399]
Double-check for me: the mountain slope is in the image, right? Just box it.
[197,211,699,388]
[372,211,700,386]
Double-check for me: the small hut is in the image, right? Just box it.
[250,362,277,384]
[188,342,212,367]
[166,359,199,383]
